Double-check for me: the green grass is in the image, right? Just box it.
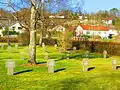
[0,43,120,90]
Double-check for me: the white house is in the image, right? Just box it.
[0,27,4,37]
[52,25,65,32]
[49,15,65,19]
[104,18,112,25]
[9,22,23,33]
[75,24,117,39]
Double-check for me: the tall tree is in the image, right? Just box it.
[28,0,37,64]
[110,8,119,18]
[0,0,37,64]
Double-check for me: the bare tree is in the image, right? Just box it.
[28,0,37,64]
[0,0,37,64]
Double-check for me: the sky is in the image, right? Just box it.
[0,0,120,13]
[83,0,120,13]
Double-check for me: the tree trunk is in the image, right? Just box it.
[39,1,44,46]
[28,0,37,64]
[39,31,42,46]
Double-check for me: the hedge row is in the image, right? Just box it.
[0,37,18,43]
[72,41,120,55]
[42,38,57,45]
[0,36,57,46]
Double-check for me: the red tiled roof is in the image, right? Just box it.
[80,24,109,31]
[104,18,112,20]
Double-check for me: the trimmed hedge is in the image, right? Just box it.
[0,37,18,43]
[42,38,57,45]
[2,30,19,36]
[72,41,120,55]
[0,36,58,46]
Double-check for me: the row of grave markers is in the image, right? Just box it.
[82,58,118,72]
[0,43,108,57]
[0,43,107,59]
[5,59,118,75]
[0,44,19,53]
[2,43,110,75]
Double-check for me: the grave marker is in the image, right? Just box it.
[47,60,55,73]
[1,44,4,49]
[82,58,89,72]
[44,52,49,60]
[26,47,29,53]
[20,52,25,60]
[66,51,70,59]
[5,60,15,75]
[84,51,90,58]
[58,48,62,53]
[7,46,11,53]
[103,50,107,58]
[112,60,117,70]
[42,43,45,48]
[73,47,76,53]
[54,44,57,49]
[15,44,18,49]
[42,43,46,52]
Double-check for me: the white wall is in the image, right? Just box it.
[9,23,22,32]
[75,25,110,39]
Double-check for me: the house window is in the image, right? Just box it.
[99,32,101,34]
[12,27,15,31]
[87,31,90,34]
[104,32,106,34]
[93,32,95,35]
[18,27,22,30]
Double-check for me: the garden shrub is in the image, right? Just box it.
[18,31,30,46]
[0,37,18,43]
[2,30,19,36]
[72,41,120,55]
[42,38,57,45]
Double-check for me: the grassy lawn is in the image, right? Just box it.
[0,43,120,90]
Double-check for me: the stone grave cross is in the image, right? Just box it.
[47,59,55,73]
[44,52,49,60]
[82,58,89,72]
[5,60,15,75]
[112,60,117,70]
[7,46,11,53]
[103,50,107,58]
[73,47,76,53]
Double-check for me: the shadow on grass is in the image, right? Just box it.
[70,54,83,59]
[55,58,65,61]
[70,54,103,59]
[54,68,66,73]
[14,70,33,75]
[36,61,46,64]
[2,58,12,59]
[88,67,95,71]
[116,66,120,69]
[12,52,19,53]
